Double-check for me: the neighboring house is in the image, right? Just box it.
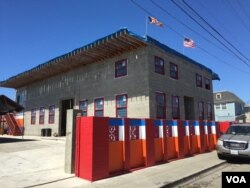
[0,29,219,136]
[214,91,245,122]
[244,104,250,123]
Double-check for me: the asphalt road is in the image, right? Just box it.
[178,158,250,188]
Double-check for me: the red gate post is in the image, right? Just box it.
[177,120,185,159]
[154,119,164,163]
[144,119,155,167]
[183,120,191,157]
[75,116,109,181]
[208,121,217,150]
[199,121,206,153]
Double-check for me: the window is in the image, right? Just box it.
[170,62,178,79]
[205,78,211,90]
[215,104,220,110]
[115,59,127,78]
[221,103,227,110]
[216,93,221,100]
[156,92,166,119]
[196,74,202,87]
[94,98,104,117]
[48,105,55,124]
[79,100,88,116]
[116,94,127,118]
[172,96,180,119]
[31,109,36,125]
[39,107,45,124]
[198,101,204,120]
[154,56,165,74]
[207,102,212,120]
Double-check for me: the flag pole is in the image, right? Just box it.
[145,16,148,37]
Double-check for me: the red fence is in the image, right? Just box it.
[75,117,219,181]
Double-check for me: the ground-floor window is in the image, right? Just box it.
[198,101,204,120]
[207,102,212,120]
[94,98,104,117]
[31,109,36,125]
[79,100,88,116]
[48,105,55,124]
[156,92,166,119]
[172,96,180,119]
[39,107,45,124]
[116,94,127,118]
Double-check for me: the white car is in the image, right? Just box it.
[216,124,250,159]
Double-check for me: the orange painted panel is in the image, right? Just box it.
[190,136,199,154]
[208,134,217,150]
[130,140,143,169]
[109,141,124,173]
[164,137,178,160]
[183,136,190,156]
[154,138,164,162]
[15,119,24,127]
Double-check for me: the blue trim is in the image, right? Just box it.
[167,120,178,126]
[109,118,124,126]
[129,119,145,126]
[183,120,189,126]
[203,121,208,126]
[154,119,163,126]
[192,121,200,126]
[208,121,216,126]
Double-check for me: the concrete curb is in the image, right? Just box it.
[161,160,227,188]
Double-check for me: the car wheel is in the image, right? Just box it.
[217,153,225,160]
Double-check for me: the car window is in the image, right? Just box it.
[226,126,250,135]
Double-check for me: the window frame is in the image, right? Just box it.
[154,56,165,75]
[196,74,202,88]
[48,105,55,124]
[39,107,45,125]
[116,94,128,118]
[115,59,128,78]
[79,100,88,116]
[31,108,36,125]
[172,96,180,119]
[94,97,104,117]
[205,78,211,90]
[170,62,178,79]
[207,102,212,120]
[198,101,204,120]
[155,92,166,119]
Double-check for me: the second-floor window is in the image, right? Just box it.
[205,78,211,90]
[115,59,127,78]
[170,62,178,79]
[94,98,104,117]
[196,74,202,88]
[154,56,165,75]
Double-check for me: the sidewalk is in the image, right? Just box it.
[37,151,225,188]
[0,135,225,188]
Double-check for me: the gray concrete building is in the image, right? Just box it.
[0,29,219,136]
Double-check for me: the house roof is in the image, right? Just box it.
[0,28,219,89]
[213,91,245,104]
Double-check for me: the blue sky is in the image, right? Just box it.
[1,0,250,103]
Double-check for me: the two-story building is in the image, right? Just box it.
[0,29,219,136]
[214,91,245,122]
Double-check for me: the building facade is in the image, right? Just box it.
[0,29,219,136]
[213,91,245,122]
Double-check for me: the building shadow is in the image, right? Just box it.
[0,137,37,144]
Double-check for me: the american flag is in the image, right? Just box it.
[148,16,163,27]
[183,38,196,48]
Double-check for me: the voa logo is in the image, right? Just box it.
[226,176,246,184]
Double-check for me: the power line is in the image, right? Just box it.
[150,0,241,63]
[130,0,250,76]
[182,0,250,66]
[171,0,250,67]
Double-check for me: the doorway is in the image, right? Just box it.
[60,99,74,136]
[184,96,195,120]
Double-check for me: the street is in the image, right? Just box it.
[178,159,250,188]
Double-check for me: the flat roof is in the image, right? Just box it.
[0,28,219,89]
